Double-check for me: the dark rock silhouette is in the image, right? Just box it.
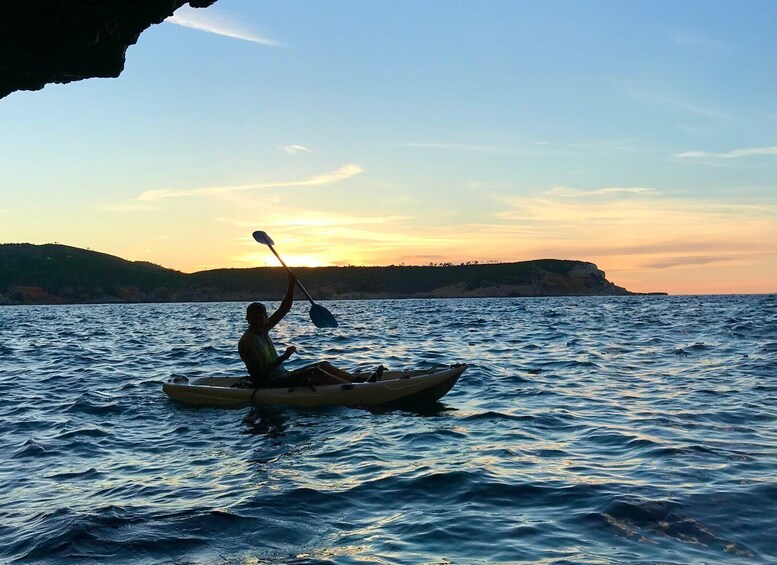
[0,0,217,99]
[0,243,661,305]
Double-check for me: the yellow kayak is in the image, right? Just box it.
[162,364,467,408]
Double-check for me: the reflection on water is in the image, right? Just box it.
[0,295,776,563]
[365,401,455,417]
[243,406,288,437]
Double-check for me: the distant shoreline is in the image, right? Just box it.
[0,243,668,305]
[0,293,676,308]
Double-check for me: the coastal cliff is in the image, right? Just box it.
[0,243,649,305]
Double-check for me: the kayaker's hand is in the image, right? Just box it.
[287,272,298,286]
[283,346,297,359]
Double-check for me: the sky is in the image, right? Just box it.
[1,0,775,294]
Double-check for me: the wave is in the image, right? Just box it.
[587,496,757,559]
[12,438,52,459]
[64,392,124,416]
[54,426,111,440]
[2,296,776,563]
[9,506,213,562]
[47,467,103,480]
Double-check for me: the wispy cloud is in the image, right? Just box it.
[535,139,638,151]
[678,123,719,139]
[279,144,311,155]
[400,142,504,152]
[267,214,412,229]
[496,192,777,227]
[492,190,777,272]
[674,32,729,53]
[643,255,738,269]
[166,5,280,46]
[401,139,638,155]
[217,211,410,230]
[543,186,658,198]
[136,164,363,202]
[625,85,726,120]
[675,145,777,159]
[101,203,158,213]
[528,238,774,259]
[652,95,724,119]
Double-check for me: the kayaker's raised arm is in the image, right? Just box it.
[267,272,296,329]
[238,272,363,388]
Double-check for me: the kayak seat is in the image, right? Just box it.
[366,365,387,383]
[352,365,387,383]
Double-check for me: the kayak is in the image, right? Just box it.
[162,363,467,408]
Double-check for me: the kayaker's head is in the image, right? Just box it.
[246,302,268,330]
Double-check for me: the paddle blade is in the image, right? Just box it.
[252,231,274,245]
[309,303,338,328]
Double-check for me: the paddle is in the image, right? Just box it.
[252,230,338,328]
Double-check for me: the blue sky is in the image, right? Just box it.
[1,0,775,293]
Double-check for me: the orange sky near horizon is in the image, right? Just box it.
[15,174,769,296]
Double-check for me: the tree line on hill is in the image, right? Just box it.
[0,243,648,305]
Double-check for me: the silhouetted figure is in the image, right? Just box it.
[238,273,358,387]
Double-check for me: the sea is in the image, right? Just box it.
[0,295,775,564]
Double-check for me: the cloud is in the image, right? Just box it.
[101,203,158,212]
[267,214,412,229]
[217,211,411,230]
[279,144,311,155]
[535,139,638,151]
[642,255,738,269]
[166,5,280,46]
[625,86,726,119]
[400,142,504,152]
[529,238,775,259]
[496,192,776,228]
[136,164,363,202]
[655,96,724,119]
[674,32,729,53]
[675,146,777,159]
[543,186,658,198]
[678,123,718,139]
[401,139,639,156]
[492,190,777,271]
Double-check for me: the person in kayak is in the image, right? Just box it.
[238,273,363,387]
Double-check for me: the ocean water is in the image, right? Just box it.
[1,295,776,564]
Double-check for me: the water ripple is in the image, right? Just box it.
[1,295,776,563]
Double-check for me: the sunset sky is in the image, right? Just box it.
[1,0,775,294]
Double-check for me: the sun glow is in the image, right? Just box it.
[237,252,331,268]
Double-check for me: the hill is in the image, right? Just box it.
[0,243,646,305]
